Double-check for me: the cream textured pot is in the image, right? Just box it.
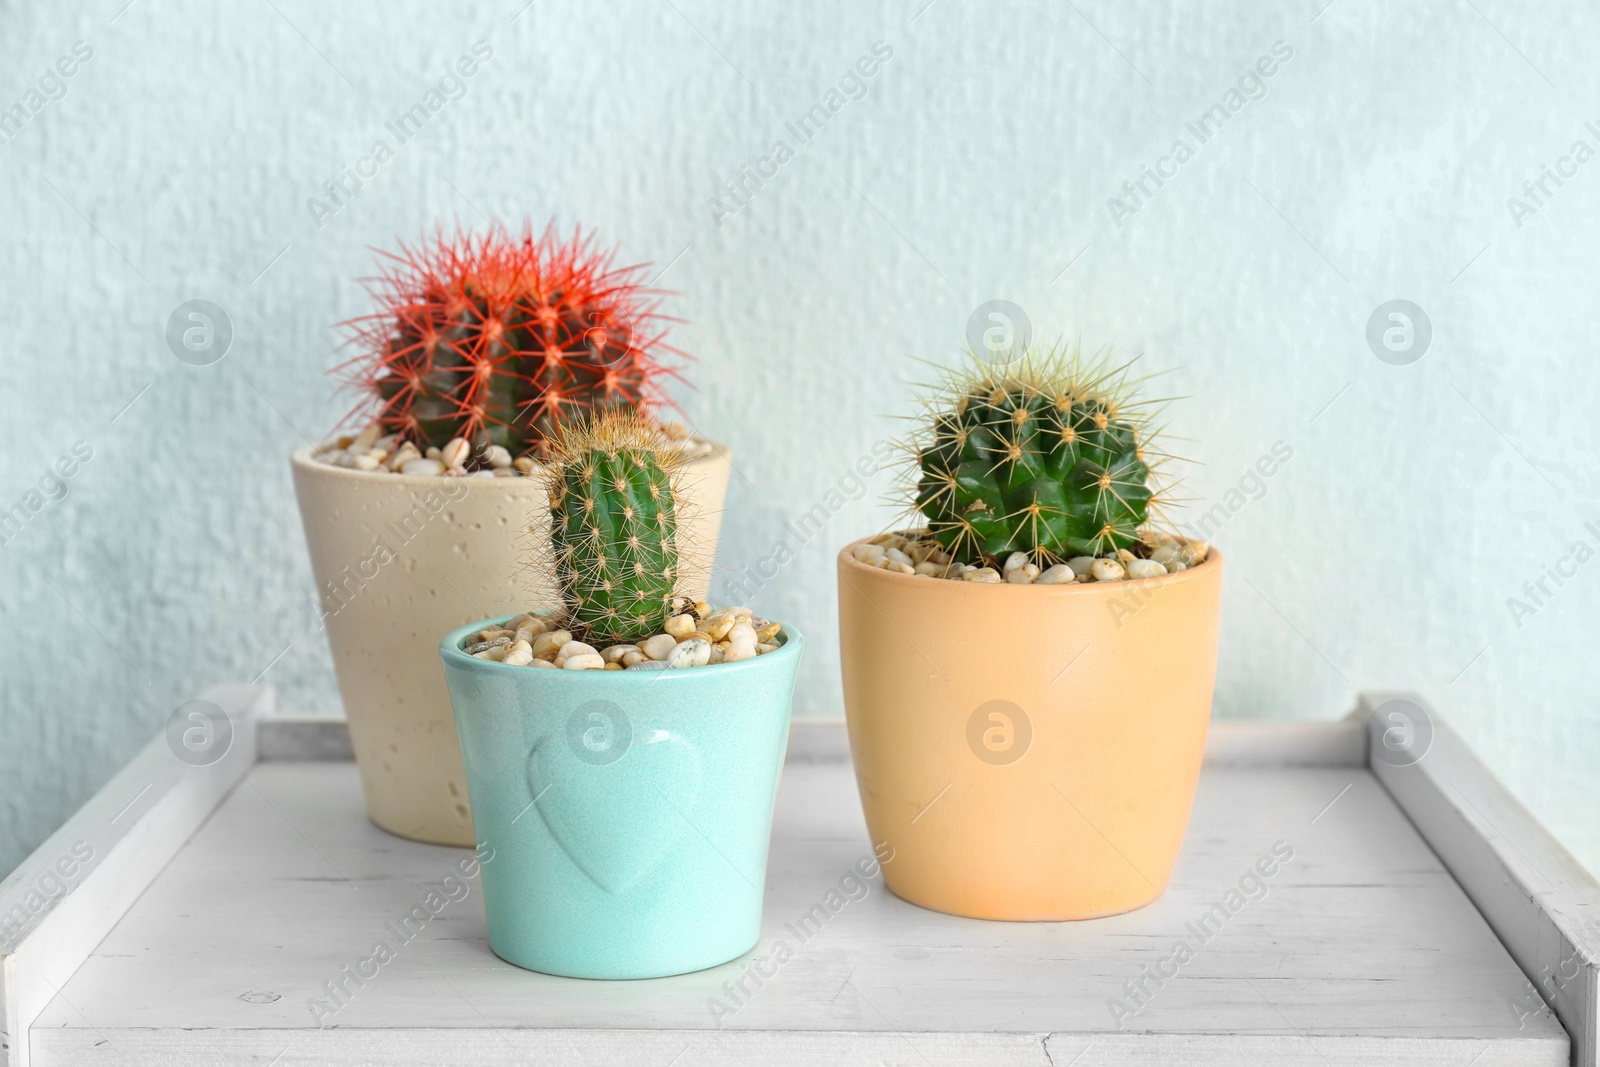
[291,442,731,846]
[837,540,1223,920]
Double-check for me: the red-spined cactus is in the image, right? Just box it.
[336,223,684,458]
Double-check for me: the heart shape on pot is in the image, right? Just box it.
[526,726,702,894]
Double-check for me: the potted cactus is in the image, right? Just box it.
[439,413,800,979]
[292,223,731,847]
[837,344,1222,921]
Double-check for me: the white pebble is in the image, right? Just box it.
[641,633,677,661]
[664,613,696,639]
[1126,559,1166,580]
[401,458,444,476]
[531,630,572,656]
[1006,563,1040,584]
[1037,564,1076,585]
[1003,551,1030,572]
[667,638,711,668]
[720,621,758,662]
[1090,558,1126,581]
[558,640,598,661]
[963,567,1003,583]
[1067,556,1097,577]
[1164,560,1188,574]
[441,438,470,469]
[1151,544,1181,565]
[484,444,513,468]
[1181,540,1210,566]
[352,424,380,451]
[852,543,887,565]
[353,453,381,470]
[493,604,786,674]
[884,546,914,567]
[881,559,915,575]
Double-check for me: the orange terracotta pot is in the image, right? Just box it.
[837,541,1224,920]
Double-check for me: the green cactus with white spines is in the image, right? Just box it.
[908,344,1174,566]
[542,413,689,643]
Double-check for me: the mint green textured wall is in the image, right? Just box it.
[2,0,1596,875]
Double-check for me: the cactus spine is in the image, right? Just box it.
[340,223,681,459]
[542,413,688,643]
[909,344,1172,565]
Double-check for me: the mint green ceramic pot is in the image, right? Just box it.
[439,616,802,979]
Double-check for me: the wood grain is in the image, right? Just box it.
[30,739,1567,1065]
[1367,692,1600,1067]
[0,686,268,1067]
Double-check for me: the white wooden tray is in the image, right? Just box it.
[3,688,1596,1066]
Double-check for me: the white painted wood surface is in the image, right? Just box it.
[0,686,268,1067]
[29,714,1568,1066]
[1366,691,1600,1067]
